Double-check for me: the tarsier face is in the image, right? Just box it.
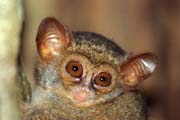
[36,17,158,107]
[58,53,120,107]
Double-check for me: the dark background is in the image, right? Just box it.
[22,1,180,120]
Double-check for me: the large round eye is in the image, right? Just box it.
[94,72,112,87]
[66,61,83,78]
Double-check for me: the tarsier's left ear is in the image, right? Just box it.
[120,53,158,90]
[36,17,72,63]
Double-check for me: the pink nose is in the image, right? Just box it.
[73,90,89,102]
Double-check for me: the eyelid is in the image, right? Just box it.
[93,64,118,80]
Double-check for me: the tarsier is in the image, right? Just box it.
[20,17,157,120]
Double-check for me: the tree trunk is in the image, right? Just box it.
[0,0,23,120]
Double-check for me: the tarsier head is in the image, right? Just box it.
[35,17,157,108]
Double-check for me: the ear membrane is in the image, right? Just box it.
[36,17,71,63]
[120,53,158,90]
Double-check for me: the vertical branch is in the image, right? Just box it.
[0,0,23,120]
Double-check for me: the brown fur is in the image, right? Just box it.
[20,18,150,120]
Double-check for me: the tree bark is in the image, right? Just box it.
[0,0,23,120]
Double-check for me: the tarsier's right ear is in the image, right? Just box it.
[120,53,158,90]
[36,17,72,63]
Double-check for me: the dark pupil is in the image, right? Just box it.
[72,66,78,71]
[100,76,106,81]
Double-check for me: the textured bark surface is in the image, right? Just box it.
[0,0,23,120]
